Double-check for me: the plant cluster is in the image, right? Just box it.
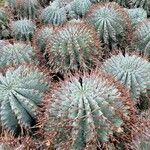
[0,0,150,149]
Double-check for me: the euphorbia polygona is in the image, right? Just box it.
[11,19,36,41]
[0,65,49,134]
[86,2,131,49]
[40,1,67,25]
[102,53,150,99]
[46,19,102,73]
[0,42,37,68]
[48,71,135,149]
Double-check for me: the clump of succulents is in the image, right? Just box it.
[0,65,49,134]
[0,9,10,39]
[34,26,54,53]
[46,20,102,73]
[1,0,150,149]
[86,2,131,49]
[132,20,150,57]
[40,1,67,25]
[11,19,36,41]
[48,71,134,149]
[0,42,37,68]
[124,8,147,27]
[102,53,150,99]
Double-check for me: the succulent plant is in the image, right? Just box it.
[131,0,150,16]
[124,8,147,27]
[46,20,102,73]
[0,9,9,39]
[48,72,134,149]
[131,20,150,57]
[40,1,67,25]
[72,0,92,17]
[102,53,150,99]
[0,65,49,133]
[35,26,54,53]
[11,19,36,41]
[86,3,131,49]
[0,43,37,68]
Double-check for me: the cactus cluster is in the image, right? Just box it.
[1,0,150,149]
